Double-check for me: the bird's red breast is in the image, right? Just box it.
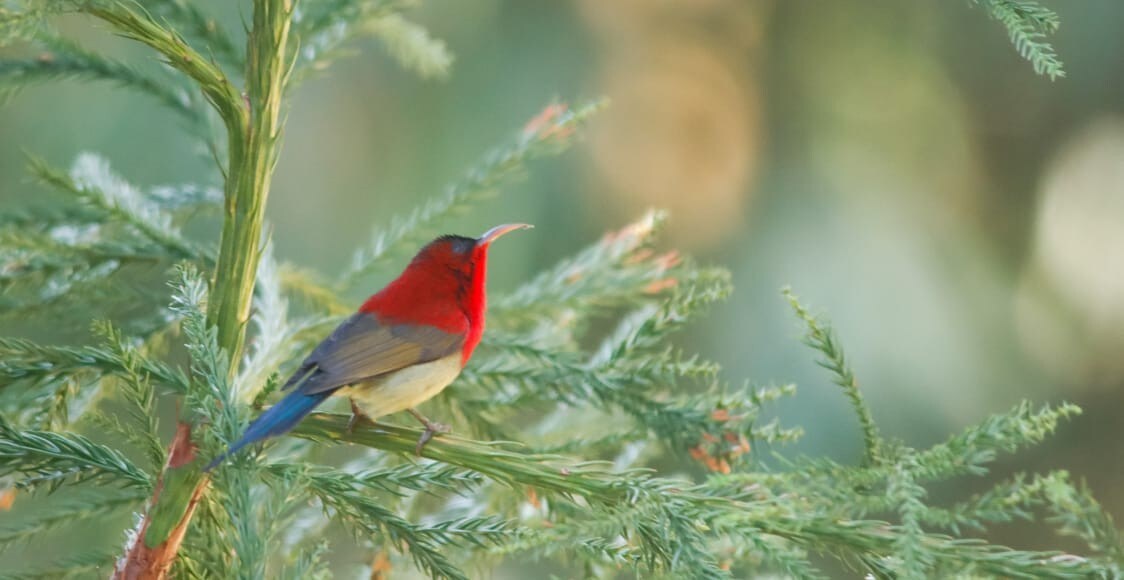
[359,235,491,365]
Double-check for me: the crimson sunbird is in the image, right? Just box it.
[206,223,532,470]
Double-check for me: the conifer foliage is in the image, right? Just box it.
[1,1,1119,578]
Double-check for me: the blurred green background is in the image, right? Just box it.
[2,0,1122,565]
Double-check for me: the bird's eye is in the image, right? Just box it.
[451,239,474,254]
[432,235,476,256]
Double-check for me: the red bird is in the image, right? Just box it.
[206,223,532,469]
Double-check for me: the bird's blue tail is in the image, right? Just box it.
[205,389,333,471]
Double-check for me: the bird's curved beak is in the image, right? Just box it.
[478,223,533,246]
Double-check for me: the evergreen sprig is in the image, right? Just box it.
[28,154,206,263]
[0,489,146,550]
[291,0,411,84]
[91,321,165,470]
[0,414,152,492]
[0,335,189,395]
[785,288,883,465]
[138,0,242,70]
[271,463,508,580]
[0,1,1118,578]
[341,100,605,288]
[365,14,453,79]
[971,0,1065,79]
[0,35,202,123]
[0,549,119,580]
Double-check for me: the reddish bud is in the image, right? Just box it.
[0,488,14,511]
[522,103,571,140]
[370,552,392,580]
[643,278,678,294]
[624,248,654,265]
[653,251,681,270]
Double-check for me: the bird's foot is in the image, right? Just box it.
[408,408,450,456]
[415,421,450,456]
[348,399,373,434]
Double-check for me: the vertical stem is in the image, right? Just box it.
[114,1,293,576]
[208,0,293,369]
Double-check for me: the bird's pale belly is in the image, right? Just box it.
[337,354,463,419]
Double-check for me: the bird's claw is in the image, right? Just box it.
[348,400,371,434]
[414,420,450,456]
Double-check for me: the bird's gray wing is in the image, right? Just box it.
[283,312,465,395]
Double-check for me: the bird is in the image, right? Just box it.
[205,223,532,470]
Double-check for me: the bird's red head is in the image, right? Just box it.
[359,223,532,363]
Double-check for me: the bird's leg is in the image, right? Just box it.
[348,399,373,434]
[407,408,450,455]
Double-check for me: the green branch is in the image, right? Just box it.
[785,288,883,465]
[293,413,1107,578]
[0,36,202,124]
[341,100,605,288]
[294,413,658,499]
[971,0,1065,79]
[204,0,293,368]
[0,490,146,549]
[27,155,206,262]
[0,414,152,492]
[139,0,242,69]
[266,463,505,580]
[84,3,247,139]
[0,336,189,394]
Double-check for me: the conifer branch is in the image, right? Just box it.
[341,100,604,288]
[0,490,146,549]
[1,550,120,580]
[365,14,452,80]
[0,414,152,492]
[0,2,65,46]
[0,36,202,123]
[279,265,352,315]
[913,400,1081,480]
[293,412,1110,578]
[0,336,189,395]
[27,154,206,263]
[494,210,672,322]
[266,463,505,580]
[785,288,884,465]
[95,322,166,469]
[138,0,242,69]
[83,2,247,140]
[1042,476,1124,571]
[291,0,408,83]
[972,0,1065,79]
[294,414,657,498]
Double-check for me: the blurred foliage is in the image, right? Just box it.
[1,0,1123,578]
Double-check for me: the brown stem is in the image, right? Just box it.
[113,424,208,580]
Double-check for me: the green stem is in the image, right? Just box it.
[87,0,293,568]
[207,0,293,369]
[295,413,637,499]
